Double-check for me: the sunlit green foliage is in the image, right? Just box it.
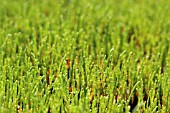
[0,0,170,112]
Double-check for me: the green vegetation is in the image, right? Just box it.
[0,0,170,112]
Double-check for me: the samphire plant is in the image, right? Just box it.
[0,0,170,112]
